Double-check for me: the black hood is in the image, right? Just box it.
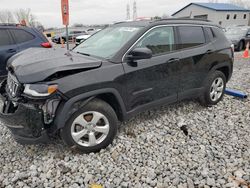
[7,48,102,83]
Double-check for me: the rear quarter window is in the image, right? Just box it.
[178,26,205,49]
[10,29,35,44]
[0,29,13,46]
[204,27,215,42]
[211,27,228,41]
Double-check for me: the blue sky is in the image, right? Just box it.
[0,0,236,27]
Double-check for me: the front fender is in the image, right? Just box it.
[53,88,126,130]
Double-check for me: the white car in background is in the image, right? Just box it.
[75,29,102,46]
[75,34,91,46]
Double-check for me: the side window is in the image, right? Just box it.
[211,27,227,41]
[135,26,175,55]
[0,29,13,46]
[10,29,35,44]
[204,27,215,42]
[178,26,205,49]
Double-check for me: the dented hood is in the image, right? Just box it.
[7,48,102,83]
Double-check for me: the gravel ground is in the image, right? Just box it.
[0,52,250,188]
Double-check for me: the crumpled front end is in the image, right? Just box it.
[0,74,61,144]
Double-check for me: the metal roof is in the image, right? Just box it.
[172,3,250,16]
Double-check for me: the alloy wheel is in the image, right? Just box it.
[71,111,110,147]
[209,77,224,102]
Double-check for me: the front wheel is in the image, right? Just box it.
[61,99,118,153]
[199,71,226,106]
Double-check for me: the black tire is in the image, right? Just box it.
[61,99,118,153]
[238,40,244,51]
[199,71,226,107]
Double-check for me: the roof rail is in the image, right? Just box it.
[0,23,18,26]
[0,23,28,27]
[156,18,212,22]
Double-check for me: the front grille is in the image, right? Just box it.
[7,73,20,98]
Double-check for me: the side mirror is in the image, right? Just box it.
[127,47,153,61]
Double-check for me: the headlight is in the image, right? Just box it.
[24,84,58,97]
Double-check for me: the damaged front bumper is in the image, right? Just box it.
[0,81,61,145]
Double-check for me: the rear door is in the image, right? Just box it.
[9,28,38,51]
[177,25,215,99]
[0,28,19,77]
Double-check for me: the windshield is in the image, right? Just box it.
[73,26,141,59]
[225,28,248,36]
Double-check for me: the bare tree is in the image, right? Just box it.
[0,10,14,23]
[229,0,250,9]
[162,14,170,19]
[14,8,36,26]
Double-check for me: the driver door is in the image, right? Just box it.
[122,26,182,112]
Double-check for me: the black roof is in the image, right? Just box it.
[114,18,219,28]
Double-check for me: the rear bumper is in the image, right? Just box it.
[0,95,50,144]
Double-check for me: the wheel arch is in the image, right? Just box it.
[240,39,245,48]
[54,88,127,131]
[209,61,232,82]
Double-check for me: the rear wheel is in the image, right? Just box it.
[61,99,118,153]
[199,71,226,106]
[238,40,244,51]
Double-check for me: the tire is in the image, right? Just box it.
[61,99,118,153]
[199,71,226,107]
[238,40,244,51]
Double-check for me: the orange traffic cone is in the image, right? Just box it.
[242,42,250,58]
[61,37,65,48]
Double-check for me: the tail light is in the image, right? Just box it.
[41,42,52,48]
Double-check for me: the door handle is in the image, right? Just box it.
[167,58,180,63]
[7,49,16,53]
[206,49,214,54]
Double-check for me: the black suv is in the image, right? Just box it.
[0,24,51,80]
[0,19,233,153]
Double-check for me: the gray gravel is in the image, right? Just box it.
[0,52,250,188]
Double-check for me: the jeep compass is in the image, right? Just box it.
[0,19,233,153]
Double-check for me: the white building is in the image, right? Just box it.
[172,3,250,28]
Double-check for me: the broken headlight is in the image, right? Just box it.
[24,84,58,97]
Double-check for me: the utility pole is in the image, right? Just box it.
[133,0,137,20]
[127,3,130,20]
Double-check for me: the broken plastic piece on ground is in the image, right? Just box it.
[90,184,103,188]
[225,89,248,99]
[180,125,188,136]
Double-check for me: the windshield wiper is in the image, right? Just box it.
[77,52,90,56]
